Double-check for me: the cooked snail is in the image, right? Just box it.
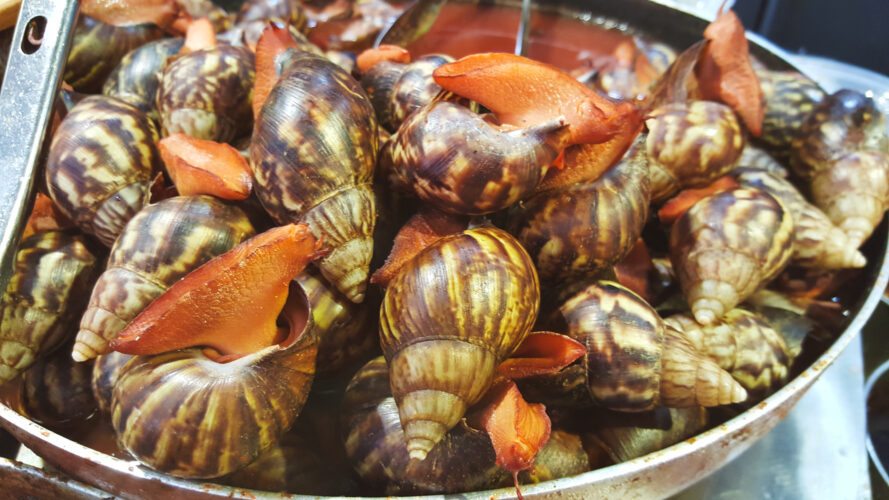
[250,50,378,303]
[360,54,453,132]
[0,231,98,383]
[670,187,794,325]
[379,227,540,460]
[73,196,255,361]
[46,95,162,247]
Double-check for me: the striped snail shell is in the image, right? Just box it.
[110,283,318,478]
[295,266,375,377]
[587,407,707,464]
[361,54,453,132]
[250,50,378,303]
[558,281,747,410]
[64,15,164,93]
[508,138,650,287]
[20,341,98,427]
[73,196,255,362]
[664,309,795,401]
[236,0,308,32]
[379,227,540,461]
[645,100,745,203]
[0,231,98,384]
[756,70,825,158]
[385,101,570,215]
[46,95,162,247]
[103,37,185,121]
[670,187,794,325]
[734,168,866,269]
[157,43,255,143]
[91,351,132,415]
[734,144,788,178]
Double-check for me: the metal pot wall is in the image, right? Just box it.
[0,0,887,498]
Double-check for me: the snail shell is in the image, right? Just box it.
[21,342,98,427]
[361,55,453,132]
[809,150,889,248]
[157,43,255,143]
[379,227,540,461]
[250,50,378,303]
[734,144,788,178]
[645,100,745,203]
[386,101,570,215]
[0,231,98,383]
[103,37,185,121]
[46,95,162,247]
[734,168,866,269]
[587,407,707,464]
[73,196,255,361]
[295,266,375,376]
[559,281,747,410]
[110,284,318,478]
[508,140,650,286]
[236,0,308,33]
[665,309,795,400]
[91,351,133,415]
[64,15,164,93]
[756,70,825,158]
[670,187,794,325]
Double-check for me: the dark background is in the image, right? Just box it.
[734,0,889,76]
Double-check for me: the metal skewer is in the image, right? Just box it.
[515,0,531,56]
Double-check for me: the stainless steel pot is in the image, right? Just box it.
[0,1,887,498]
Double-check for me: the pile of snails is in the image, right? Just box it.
[0,0,888,496]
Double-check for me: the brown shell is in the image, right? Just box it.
[734,168,865,269]
[110,286,318,478]
[645,100,745,203]
[180,0,233,33]
[558,281,746,410]
[103,37,185,121]
[665,309,795,400]
[790,89,889,180]
[588,407,707,464]
[73,196,255,361]
[21,343,98,428]
[236,0,308,32]
[508,140,650,286]
[341,357,588,494]
[0,231,98,384]
[379,227,540,460]
[360,54,453,132]
[64,15,164,93]
[91,351,133,416]
[756,70,825,157]
[734,144,788,178]
[157,43,255,143]
[250,51,378,303]
[295,266,375,376]
[670,187,794,325]
[386,101,570,215]
[46,95,162,247]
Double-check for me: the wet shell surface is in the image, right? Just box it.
[250,50,378,303]
[91,351,133,415]
[157,43,255,143]
[73,196,255,362]
[21,343,97,427]
[0,231,98,384]
[379,227,540,460]
[103,37,185,120]
[645,100,745,203]
[756,70,825,157]
[588,407,707,463]
[670,187,794,325]
[46,95,162,247]
[558,281,747,410]
[361,54,453,132]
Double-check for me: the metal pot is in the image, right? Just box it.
[1,0,887,498]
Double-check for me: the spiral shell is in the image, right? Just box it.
[588,407,707,464]
[508,140,650,286]
[386,101,570,215]
[559,281,747,410]
[645,100,745,203]
[103,37,185,121]
[21,343,97,427]
[734,144,788,178]
[0,231,98,383]
[379,227,540,460]
[236,0,308,32]
[64,15,164,93]
[158,43,255,143]
[361,55,453,132]
[756,70,825,157]
[46,95,162,247]
[91,351,133,415]
[110,285,318,478]
[73,196,255,361]
[670,187,793,325]
[665,309,795,400]
[250,50,378,303]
